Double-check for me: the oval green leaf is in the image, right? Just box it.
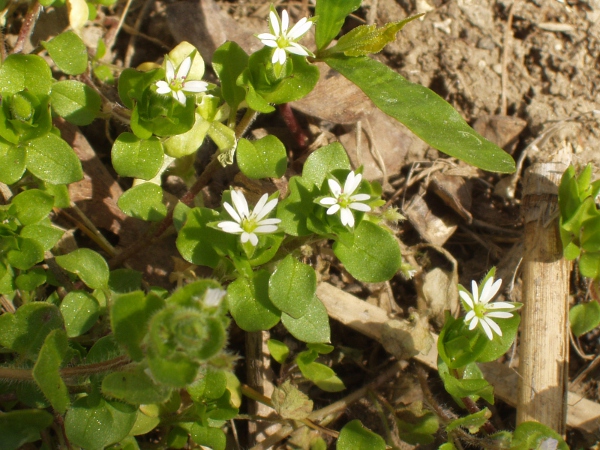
[26,133,83,185]
[60,290,100,337]
[237,135,287,179]
[43,31,88,75]
[337,420,386,450]
[117,183,167,222]
[269,255,316,318]
[111,132,164,179]
[50,80,102,125]
[55,248,109,289]
[281,295,331,344]
[0,54,52,97]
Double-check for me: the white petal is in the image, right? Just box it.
[471,280,479,304]
[487,301,515,310]
[285,43,310,56]
[165,59,175,81]
[327,179,342,197]
[241,232,250,243]
[288,17,313,39]
[257,33,277,41]
[351,193,371,202]
[326,204,340,215]
[175,90,186,105]
[320,197,338,206]
[275,48,287,65]
[218,221,243,233]
[248,233,259,246]
[269,11,280,36]
[177,56,192,79]
[464,310,476,322]
[260,39,279,48]
[468,315,479,330]
[281,9,289,33]
[484,317,502,337]
[486,311,514,319]
[183,81,208,93]
[480,319,494,340]
[223,202,242,223]
[480,277,502,304]
[252,193,269,218]
[344,171,362,195]
[254,196,278,221]
[155,81,171,94]
[349,202,371,212]
[341,208,355,227]
[254,224,278,234]
[459,290,474,308]
[257,218,281,226]
[231,190,249,218]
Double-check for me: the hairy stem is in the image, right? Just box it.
[13,1,41,54]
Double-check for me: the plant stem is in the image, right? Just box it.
[13,1,41,54]
[278,103,308,148]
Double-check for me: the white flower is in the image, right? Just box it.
[257,8,314,65]
[319,171,371,228]
[155,55,208,105]
[218,191,281,246]
[203,288,226,307]
[460,275,518,340]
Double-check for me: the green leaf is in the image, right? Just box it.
[187,367,228,401]
[118,183,167,221]
[43,31,88,75]
[108,268,143,293]
[267,339,290,364]
[60,290,100,337]
[176,207,236,268]
[0,409,53,450]
[15,267,47,291]
[579,251,600,279]
[237,135,287,179]
[445,408,491,433]
[20,223,64,251]
[0,54,52,97]
[0,302,63,359]
[26,132,83,184]
[570,301,600,337]
[296,350,345,392]
[271,380,313,420]
[55,248,109,289]
[475,313,521,363]
[333,221,401,282]
[315,0,362,50]
[190,424,226,450]
[322,17,421,57]
[324,55,515,173]
[302,142,351,187]
[163,112,209,158]
[213,41,248,111]
[226,271,281,332]
[11,189,54,225]
[50,80,102,125]
[281,294,330,344]
[277,176,317,236]
[111,133,164,180]
[102,364,171,405]
[395,401,439,445]
[337,420,386,450]
[511,421,569,450]
[269,255,316,318]
[65,396,137,450]
[110,291,165,361]
[6,237,45,270]
[437,312,487,369]
[32,329,70,414]
[117,68,163,110]
[0,140,26,184]
[438,360,494,405]
[146,349,199,388]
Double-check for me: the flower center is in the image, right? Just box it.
[170,78,185,91]
[474,303,486,318]
[337,193,352,209]
[276,36,290,49]
[241,218,258,233]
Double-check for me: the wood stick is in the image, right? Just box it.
[517,162,570,434]
[316,282,600,434]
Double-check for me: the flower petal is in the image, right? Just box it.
[218,221,243,233]
[344,171,362,195]
[351,193,371,202]
[459,290,474,308]
[281,9,289,33]
[176,56,192,79]
[327,179,342,197]
[165,58,175,81]
[464,310,476,323]
[285,43,310,56]
[175,90,186,105]
[231,190,250,218]
[471,280,479,304]
[486,311,514,319]
[155,81,171,94]
[257,33,277,41]
[483,317,503,337]
[260,38,278,48]
[254,225,279,234]
[274,48,287,65]
[487,301,515,310]
[223,202,242,223]
[468,315,479,330]
[241,232,250,243]
[320,197,338,206]
[252,193,269,218]
[479,319,494,340]
[269,10,280,36]
[326,204,340,215]
[349,202,371,212]
[248,232,259,246]
[258,218,281,226]
[254,197,278,221]
[288,17,313,39]
[183,81,208,93]
[340,208,355,227]
[480,277,502,304]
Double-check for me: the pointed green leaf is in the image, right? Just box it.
[237,135,287,179]
[117,183,167,222]
[267,339,290,364]
[337,420,386,450]
[102,364,171,405]
[315,0,362,50]
[302,142,351,187]
[32,329,70,414]
[213,41,248,111]
[111,133,164,180]
[281,295,330,344]
[446,408,491,433]
[570,301,600,337]
[50,80,102,125]
[26,133,83,184]
[6,237,45,270]
[43,31,88,75]
[324,55,515,173]
[11,189,54,225]
[60,290,100,337]
[0,140,26,184]
[269,255,316,318]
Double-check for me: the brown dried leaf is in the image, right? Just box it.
[429,172,473,223]
[405,193,458,245]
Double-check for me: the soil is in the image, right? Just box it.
[10,0,600,448]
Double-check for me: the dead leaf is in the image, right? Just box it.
[472,115,527,154]
[405,192,458,245]
[429,172,473,223]
[271,380,314,420]
[381,312,434,361]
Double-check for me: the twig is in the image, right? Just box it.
[278,103,309,148]
[500,1,518,115]
[124,0,159,68]
[13,1,41,54]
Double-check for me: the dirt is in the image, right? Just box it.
[12,0,600,448]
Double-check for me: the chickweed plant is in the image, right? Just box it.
[0,0,569,448]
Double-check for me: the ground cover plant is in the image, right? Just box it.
[0,0,599,449]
